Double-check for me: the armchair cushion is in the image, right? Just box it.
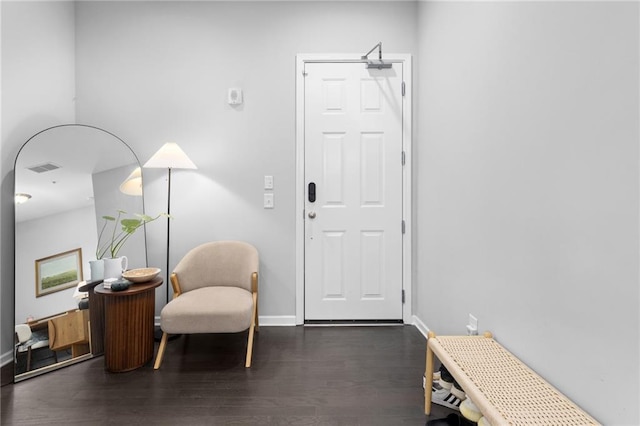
[173,241,258,293]
[160,286,253,334]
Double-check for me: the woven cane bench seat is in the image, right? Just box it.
[425,332,600,425]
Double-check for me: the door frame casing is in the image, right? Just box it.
[295,54,413,325]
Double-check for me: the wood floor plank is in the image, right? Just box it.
[2,326,457,425]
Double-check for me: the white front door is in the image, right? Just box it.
[303,61,404,320]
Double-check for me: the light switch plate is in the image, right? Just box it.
[264,193,274,209]
[264,175,274,189]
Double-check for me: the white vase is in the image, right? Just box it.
[89,259,104,282]
[103,256,128,280]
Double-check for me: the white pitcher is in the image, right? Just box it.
[103,256,128,280]
[89,259,104,282]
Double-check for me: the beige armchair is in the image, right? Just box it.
[154,241,259,369]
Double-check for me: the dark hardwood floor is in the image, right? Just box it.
[1,326,456,425]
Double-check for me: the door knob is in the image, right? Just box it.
[308,211,316,219]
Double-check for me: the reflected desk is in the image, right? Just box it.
[95,277,162,372]
[19,309,89,373]
[47,310,90,357]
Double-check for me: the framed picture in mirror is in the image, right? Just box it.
[35,248,83,297]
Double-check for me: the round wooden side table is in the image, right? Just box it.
[95,276,162,372]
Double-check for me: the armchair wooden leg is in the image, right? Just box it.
[245,292,258,368]
[245,322,255,368]
[154,332,169,370]
[255,302,259,332]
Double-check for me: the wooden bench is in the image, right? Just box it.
[425,331,600,425]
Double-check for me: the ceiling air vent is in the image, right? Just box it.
[27,163,61,173]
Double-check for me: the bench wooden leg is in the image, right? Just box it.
[425,331,436,415]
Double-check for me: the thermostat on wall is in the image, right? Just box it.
[228,88,243,105]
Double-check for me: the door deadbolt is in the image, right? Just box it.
[308,182,316,203]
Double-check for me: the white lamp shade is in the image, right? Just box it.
[143,142,197,170]
[119,167,143,196]
[15,193,32,204]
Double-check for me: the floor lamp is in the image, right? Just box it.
[143,142,197,311]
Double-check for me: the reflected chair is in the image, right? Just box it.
[154,241,259,369]
[15,324,52,371]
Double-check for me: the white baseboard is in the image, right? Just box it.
[2,350,14,367]
[257,315,297,326]
[154,315,297,328]
[411,315,430,339]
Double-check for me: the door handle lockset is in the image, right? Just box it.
[308,211,316,219]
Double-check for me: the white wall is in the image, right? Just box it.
[1,1,76,363]
[416,2,639,425]
[15,206,97,323]
[73,0,419,316]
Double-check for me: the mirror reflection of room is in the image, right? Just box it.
[13,125,145,380]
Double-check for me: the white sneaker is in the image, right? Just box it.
[423,372,449,389]
[450,383,466,401]
[438,378,453,390]
[431,382,464,411]
[460,397,482,422]
[423,373,444,389]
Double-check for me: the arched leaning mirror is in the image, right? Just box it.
[14,124,146,381]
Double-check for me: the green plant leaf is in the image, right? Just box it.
[96,210,167,259]
[121,218,143,231]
